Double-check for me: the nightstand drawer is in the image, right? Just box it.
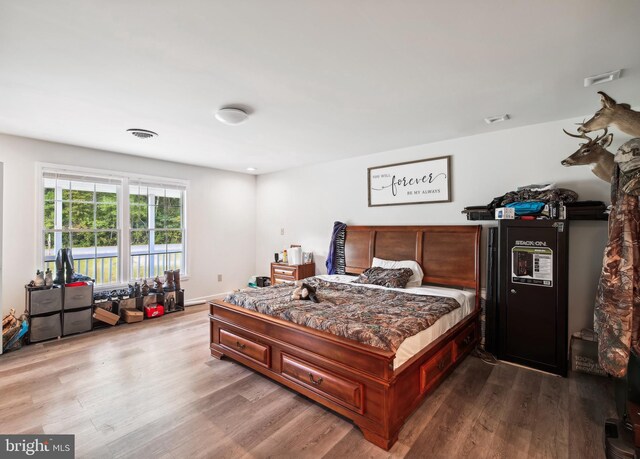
[273,267,296,276]
[274,277,295,284]
[219,328,270,367]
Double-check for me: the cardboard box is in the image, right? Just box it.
[93,307,119,326]
[121,308,143,323]
[118,297,138,310]
[570,331,607,376]
[144,304,164,318]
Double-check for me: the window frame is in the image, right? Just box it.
[37,163,189,288]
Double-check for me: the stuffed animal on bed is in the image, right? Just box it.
[291,281,319,303]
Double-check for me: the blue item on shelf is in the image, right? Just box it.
[505,201,546,216]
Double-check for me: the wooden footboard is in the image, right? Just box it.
[209,300,480,450]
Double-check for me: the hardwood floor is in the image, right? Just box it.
[0,303,615,458]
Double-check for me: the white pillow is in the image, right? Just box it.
[372,257,424,288]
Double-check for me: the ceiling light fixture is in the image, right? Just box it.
[246,167,257,172]
[126,128,158,139]
[215,107,249,125]
[484,114,510,125]
[584,69,622,87]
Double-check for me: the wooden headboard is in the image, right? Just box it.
[344,225,481,292]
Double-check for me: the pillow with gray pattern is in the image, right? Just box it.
[352,267,414,289]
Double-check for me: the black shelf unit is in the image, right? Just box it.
[93,289,185,328]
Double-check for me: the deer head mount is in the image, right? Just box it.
[578,91,640,137]
[562,128,614,183]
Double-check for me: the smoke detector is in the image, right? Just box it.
[215,107,249,125]
[127,128,158,139]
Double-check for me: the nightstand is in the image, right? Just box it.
[271,262,316,285]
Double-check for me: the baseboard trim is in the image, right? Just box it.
[185,291,232,306]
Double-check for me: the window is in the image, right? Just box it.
[129,184,185,280]
[40,166,187,286]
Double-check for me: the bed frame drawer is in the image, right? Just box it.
[454,323,477,359]
[219,329,270,367]
[281,353,364,413]
[420,342,453,394]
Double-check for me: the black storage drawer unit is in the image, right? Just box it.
[493,220,569,376]
[64,284,93,310]
[29,288,62,315]
[30,312,62,343]
[63,308,93,336]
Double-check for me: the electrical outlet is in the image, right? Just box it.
[217,274,222,282]
[280,228,285,235]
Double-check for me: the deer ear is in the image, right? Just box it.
[600,133,614,148]
[598,91,616,109]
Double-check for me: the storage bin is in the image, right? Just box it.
[64,284,93,309]
[30,288,62,315]
[63,308,92,336]
[30,313,62,343]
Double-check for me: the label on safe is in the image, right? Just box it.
[511,246,553,287]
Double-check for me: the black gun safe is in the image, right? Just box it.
[486,220,569,376]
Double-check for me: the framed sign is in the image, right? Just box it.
[367,156,451,207]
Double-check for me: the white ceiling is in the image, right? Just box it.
[0,1,639,175]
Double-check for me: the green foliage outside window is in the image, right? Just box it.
[44,188,182,248]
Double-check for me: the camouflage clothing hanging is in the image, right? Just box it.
[594,164,640,377]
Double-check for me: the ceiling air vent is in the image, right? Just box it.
[584,69,622,87]
[126,128,158,139]
[484,114,510,125]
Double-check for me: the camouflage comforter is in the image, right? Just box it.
[223,278,460,352]
[595,166,640,377]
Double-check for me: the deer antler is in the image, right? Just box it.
[563,128,592,141]
[593,127,609,144]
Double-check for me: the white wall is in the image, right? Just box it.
[0,134,256,318]
[256,115,632,337]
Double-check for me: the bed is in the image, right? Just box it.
[209,225,481,450]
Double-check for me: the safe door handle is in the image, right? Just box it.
[510,289,517,294]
